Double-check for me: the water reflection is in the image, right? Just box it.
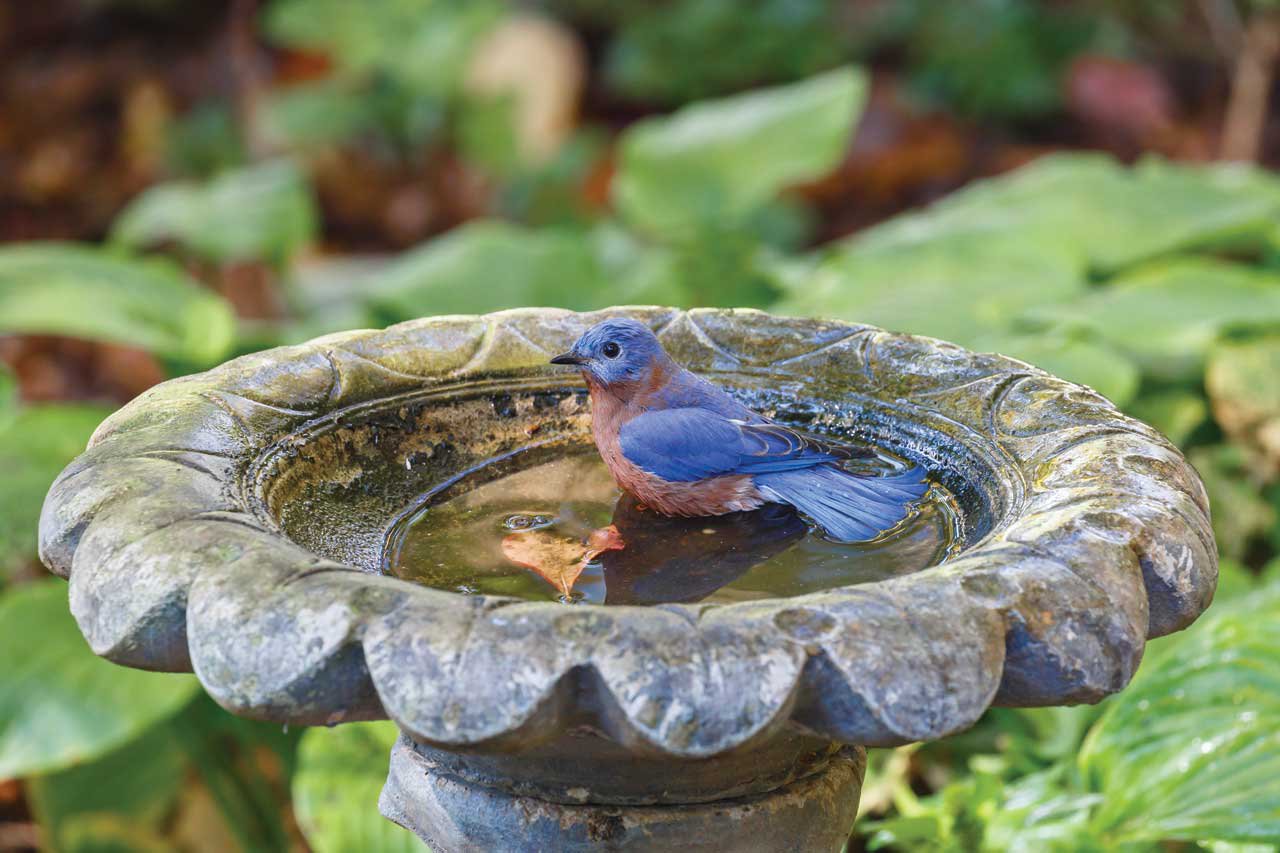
[600,494,808,605]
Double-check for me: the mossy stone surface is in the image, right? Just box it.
[39,307,1216,755]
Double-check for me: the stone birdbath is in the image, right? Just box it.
[39,308,1216,851]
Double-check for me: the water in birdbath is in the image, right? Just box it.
[383,442,961,605]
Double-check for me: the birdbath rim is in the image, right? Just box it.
[39,306,1217,759]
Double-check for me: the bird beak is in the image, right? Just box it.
[550,352,584,365]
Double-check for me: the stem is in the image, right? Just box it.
[1222,11,1280,162]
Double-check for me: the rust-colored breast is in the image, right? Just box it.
[587,383,764,517]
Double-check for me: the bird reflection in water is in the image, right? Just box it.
[598,493,808,605]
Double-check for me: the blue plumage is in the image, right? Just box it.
[551,318,930,542]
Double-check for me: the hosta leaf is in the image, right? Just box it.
[112,160,318,265]
[614,67,866,235]
[293,722,424,853]
[602,0,847,105]
[1207,337,1280,477]
[0,404,113,577]
[0,364,15,428]
[263,0,501,96]
[843,154,1280,274]
[1079,581,1280,844]
[25,722,186,850]
[0,581,199,777]
[1026,259,1280,382]
[972,334,1140,407]
[0,243,235,364]
[366,220,685,322]
[1189,445,1275,561]
[1125,390,1208,448]
[781,237,1084,346]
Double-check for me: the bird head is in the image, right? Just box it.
[551,318,670,394]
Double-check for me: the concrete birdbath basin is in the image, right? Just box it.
[39,308,1216,851]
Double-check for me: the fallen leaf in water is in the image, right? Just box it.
[502,525,624,597]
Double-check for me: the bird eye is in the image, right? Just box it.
[602,341,621,358]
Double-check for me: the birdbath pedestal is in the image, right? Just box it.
[39,308,1216,852]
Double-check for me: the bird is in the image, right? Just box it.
[550,318,929,542]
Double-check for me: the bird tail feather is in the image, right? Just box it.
[757,464,929,542]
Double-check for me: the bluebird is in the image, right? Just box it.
[550,318,929,542]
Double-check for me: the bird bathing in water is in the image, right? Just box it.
[550,318,928,542]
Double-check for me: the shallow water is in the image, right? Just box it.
[383,442,962,605]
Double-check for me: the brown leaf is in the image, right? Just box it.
[502,525,625,598]
[502,531,589,597]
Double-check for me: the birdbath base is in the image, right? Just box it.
[380,735,866,852]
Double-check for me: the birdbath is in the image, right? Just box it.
[40,308,1216,852]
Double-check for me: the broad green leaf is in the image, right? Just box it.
[112,160,318,266]
[1214,559,1261,602]
[1125,390,1208,448]
[26,722,186,851]
[903,0,1090,121]
[258,80,385,151]
[0,363,15,427]
[367,221,598,320]
[1207,337,1280,476]
[780,237,1084,346]
[263,0,501,96]
[1026,259,1280,382]
[164,101,246,179]
[366,220,685,322]
[1079,581,1280,844]
[0,243,235,364]
[0,581,199,777]
[0,403,113,577]
[1189,445,1275,561]
[846,154,1280,275]
[614,67,866,235]
[602,0,847,105]
[293,722,424,853]
[972,334,1140,407]
[171,694,301,851]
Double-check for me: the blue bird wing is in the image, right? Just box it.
[618,408,845,483]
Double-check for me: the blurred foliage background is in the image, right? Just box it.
[1,0,1279,850]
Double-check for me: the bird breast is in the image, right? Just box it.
[587,386,764,517]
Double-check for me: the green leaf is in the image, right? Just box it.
[971,334,1140,407]
[0,580,199,777]
[26,722,186,851]
[258,80,385,151]
[841,154,1280,275]
[1213,558,1261,603]
[0,243,236,364]
[1189,445,1275,561]
[602,0,848,105]
[263,0,501,97]
[164,101,246,179]
[1079,581,1280,844]
[0,404,113,577]
[903,0,1091,121]
[111,159,318,266]
[366,220,686,322]
[171,694,300,852]
[1125,390,1208,448]
[1207,336,1280,475]
[1027,259,1280,382]
[780,237,1085,346]
[614,66,866,235]
[367,221,599,320]
[0,363,15,426]
[293,722,424,853]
